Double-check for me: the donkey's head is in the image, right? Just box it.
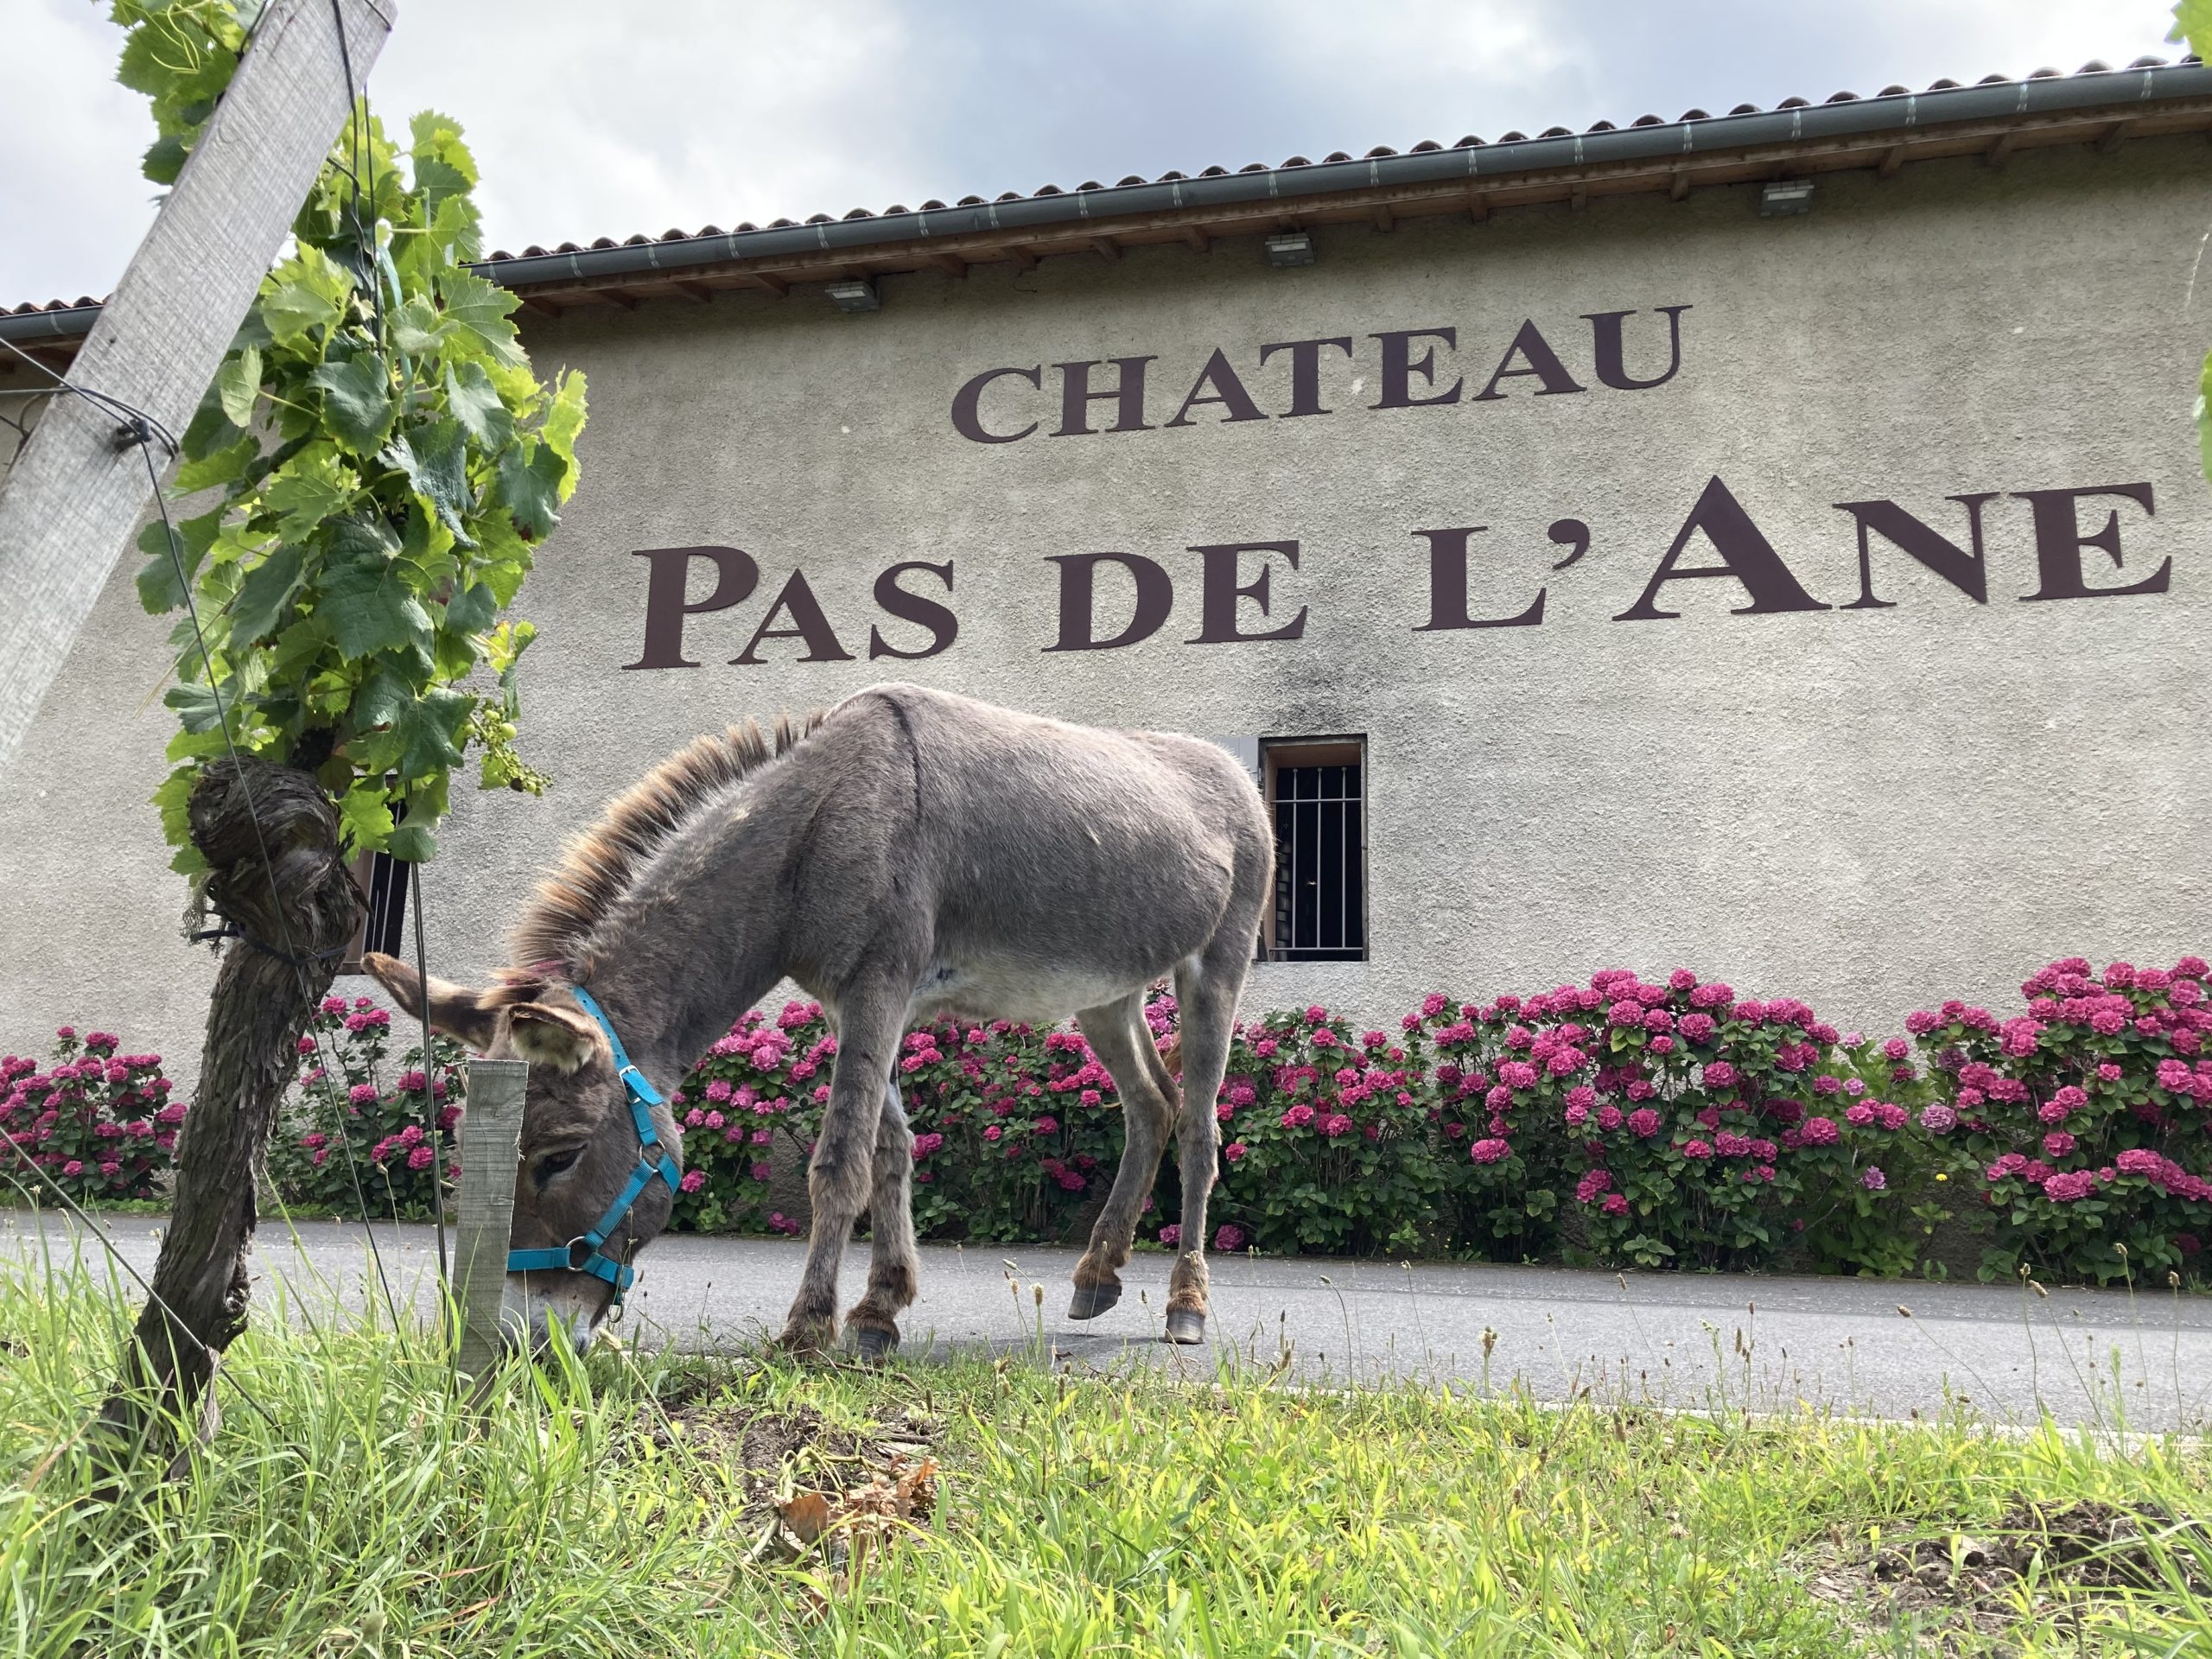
[362,951,680,1349]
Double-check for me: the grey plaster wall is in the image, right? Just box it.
[4,140,2208,1082]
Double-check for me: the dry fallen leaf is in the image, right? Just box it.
[778,1489,836,1545]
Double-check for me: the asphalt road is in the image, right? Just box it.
[13,1210,2212,1432]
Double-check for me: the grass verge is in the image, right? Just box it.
[1,1251,2209,1656]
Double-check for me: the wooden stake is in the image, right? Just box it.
[454,1058,527,1379]
[0,0,395,777]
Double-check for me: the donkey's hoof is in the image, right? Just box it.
[1067,1281,1121,1320]
[1163,1308,1206,1345]
[852,1325,899,1364]
[776,1316,838,1359]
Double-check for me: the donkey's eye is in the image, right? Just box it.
[535,1146,583,1184]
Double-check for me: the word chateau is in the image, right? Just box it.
[622,475,2171,669]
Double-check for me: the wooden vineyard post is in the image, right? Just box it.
[0,0,396,777]
[454,1058,527,1378]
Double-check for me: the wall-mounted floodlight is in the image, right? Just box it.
[1758,180,1815,217]
[1265,232,1316,267]
[826,279,880,312]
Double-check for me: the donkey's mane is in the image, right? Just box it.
[509,709,826,976]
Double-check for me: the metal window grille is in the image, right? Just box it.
[1262,740,1366,962]
[340,851,409,973]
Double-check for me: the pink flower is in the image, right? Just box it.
[407,1146,435,1171]
[678,1169,706,1193]
[1601,1192,1630,1216]
[2044,1170,2096,1203]
[1214,1224,1247,1253]
[1860,1166,1886,1191]
[1224,1141,1247,1162]
[1470,1137,1510,1165]
[1158,1224,1181,1248]
[911,1132,944,1159]
[1917,1103,1958,1133]
[1627,1108,1660,1138]
[1681,1140,1713,1162]
[1319,1113,1354,1138]
[1281,1103,1315,1130]
[1701,1062,1738,1090]
[348,1084,378,1106]
[751,1162,773,1181]
[2044,1131,2076,1158]
[1799,1116,1840,1147]
[982,1125,1002,1141]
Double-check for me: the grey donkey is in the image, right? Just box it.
[363,683,1273,1356]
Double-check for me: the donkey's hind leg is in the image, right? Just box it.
[1069,993,1177,1321]
[1165,941,1248,1345]
[847,1078,919,1362]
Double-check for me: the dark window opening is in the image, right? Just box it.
[340,851,410,974]
[1262,738,1366,962]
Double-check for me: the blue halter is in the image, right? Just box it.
[505,984,683,1307]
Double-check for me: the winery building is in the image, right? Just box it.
[3,57,2210,1072]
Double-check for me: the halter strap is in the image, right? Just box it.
[506,984,684,1305]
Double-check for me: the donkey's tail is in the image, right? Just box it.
[1157,1035,1181,1077]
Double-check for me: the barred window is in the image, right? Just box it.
[1262,738,1366,963]
[340,850,410,974]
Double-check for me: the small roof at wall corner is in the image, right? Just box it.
[4,54,2209,351]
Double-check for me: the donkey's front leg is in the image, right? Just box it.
[779,992,903,1357]
[845,1078,919,1362]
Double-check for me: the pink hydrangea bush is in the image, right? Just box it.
[669,999,1129,1242]
[1409,969,1924,1272]
[1203,1006,1436,1257]
[1404,991,1573,1260]
[265,996,463,1219]
[0,1027,180,1204]
[666,1001,833,1234]
[1903,956,2212,1283]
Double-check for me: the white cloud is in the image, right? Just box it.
[0,0,2182,303]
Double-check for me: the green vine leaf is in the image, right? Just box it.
[306,352,397,456]
[124,0,585,869]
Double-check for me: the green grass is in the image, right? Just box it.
[3,1249,2211,1656]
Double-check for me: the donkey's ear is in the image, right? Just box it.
[360,951,502,1051]
[505,1003,606,1075]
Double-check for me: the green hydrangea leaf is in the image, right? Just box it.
[385,822,438,862]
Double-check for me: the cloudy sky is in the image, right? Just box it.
[4,0,2183,305]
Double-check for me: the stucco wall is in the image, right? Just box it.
[4,138,2208,1080]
